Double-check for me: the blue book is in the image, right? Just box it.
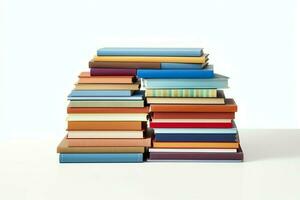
[161,63,207,69]
[59,153,143,163]
[143,74,228,89]
[137,67,214,79]
[68,91,144,100]
[155,134,236,142]
[68,90,133,97]
[97,48,203,57]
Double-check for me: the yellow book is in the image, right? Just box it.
[93,54,208,64]
[153,141,239,149]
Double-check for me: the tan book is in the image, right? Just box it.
[67,130,144,138]
[68,100,145,108]
[74,82,140,90]
[67,113,148,121]
[67,121,146,131]
[78,72,136,84]
[146,97,225,104]
[57,137,145,153]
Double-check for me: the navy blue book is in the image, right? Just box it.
[97,48,203,57]
[154,134,236,142]
[59,153,143,163]
[137,67,214,79]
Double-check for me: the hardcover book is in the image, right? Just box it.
[68,100,144,108]
[97,47,204,57]
[68,90,134,97]
[153,127,238,134]
[93,54,208,63]
[68,91,144,101]
[142,74,228,89]
[89,61,161,69]
[90,68,137,76]
[145,89,217,98]
[78,72,136,83]
[67,113,148,121]
[160,63,207,69]
[67,106,150,114]
[74,82,140,90]
[152,112,235,119]
[150,121,233,128]
[148,148,237,153]
[67,130,144,138]
[67,121,146,131]
[154,133,236,142]
[152,141,239,149]
[59,153,143,163]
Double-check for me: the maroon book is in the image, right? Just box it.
[90,68,137,76]
[149,148,244,161]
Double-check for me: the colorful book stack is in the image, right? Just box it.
[57,47,243,163]
[134,48,244,162]
[57,52,153,163]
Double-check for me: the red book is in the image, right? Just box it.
[90,68,137,76]
[150,121,233,128]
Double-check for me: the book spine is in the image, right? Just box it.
[136,69,214,78]
[59,153,143,163]
[90,68,137,76]
[97,48,203,57]
[146,89,217,97]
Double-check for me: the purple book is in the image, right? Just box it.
[90,68,137,76]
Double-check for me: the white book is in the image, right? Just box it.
[148,148,237,153]
[67,131,144,138]
[67,113,148,121]
[151,119,231,123]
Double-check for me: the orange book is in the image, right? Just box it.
[153,141,239,149]
[67,106,149,113]
[150,99,237,113]
[68,121,146,131]
[67,137,152,147]
[78,72,136,84]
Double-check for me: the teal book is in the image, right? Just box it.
[59,153,143,163]
[143,74,228,89]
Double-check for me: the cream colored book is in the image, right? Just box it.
[146,97,225,104]
[74,83,140,90]
[93,54,208,64]
[151,119,231,123]
[67,131,144,138]
[67,113,148,121]
[68,100,144,107]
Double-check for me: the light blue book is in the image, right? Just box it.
[142,74,228,89]
[69,90,133,97]
[68,91,144,101]
[154,127,237,134]
[97,48,203,57]
[161,63,207,69]
[59,153,143,163]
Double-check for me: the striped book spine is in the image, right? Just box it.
[145,89,217,97]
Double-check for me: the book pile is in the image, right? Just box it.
[57,49,155,163]
[135,48,244,162]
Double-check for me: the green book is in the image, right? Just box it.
[145,89,217,98]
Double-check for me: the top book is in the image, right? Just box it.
[97,48,204,57]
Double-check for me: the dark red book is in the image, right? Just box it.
[152,112,235,119]
[149,148,243,160]
[149,121,233,128]
[90,68,137,76]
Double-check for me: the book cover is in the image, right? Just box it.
[67,106,149,114]
[57,137,145,153]
[93,54,208,64]
[150,99,237,112]
[59,153,143,163]
[67,113,148,121]
[154,133,236,142]
[78,72,135,84]
[145,89,217,98]
[148,150,243,161]
[160,63,207,69]
[68,90,133,97]
[97,47,203,57]
[90,68,137,76]
[152,112,235,119]
[74,82,140,90]
[152,141,239,149]
[67,121,146,131]
[67,130,144,138]
[89,61,161,69]
[68,100,144,108]
[136,67,214,79]
[143,74,228,89]
[150,121,233,128]
[67,137,152,147]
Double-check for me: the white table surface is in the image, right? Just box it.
[0,129,300,200]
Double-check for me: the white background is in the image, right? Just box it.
[1,0,300,139]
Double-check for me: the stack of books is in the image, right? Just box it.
[57,51,154,163]
[134,48,244,162]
